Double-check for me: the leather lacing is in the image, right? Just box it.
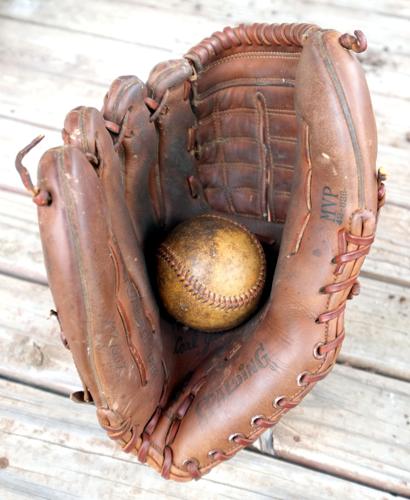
[185,23,319,69]
[104,107,132,152]
[15,135,51,206]
[377,167,387,211]
[98,393,164,462]
[339,30,367,53]
[144,89,170,122]
[99,362,168,465]
[100,418,140,453]
[120,375,207,480]
[297,229,374,385]
[14,110,134,207]
[186,23,369,72]
[137,406,163,461]
[198,222,379,475]
[159,377,207,479]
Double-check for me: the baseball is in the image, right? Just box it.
[156,214,266,332]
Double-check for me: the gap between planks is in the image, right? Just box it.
[1,185,409,382]
[1,0,409,54]
[0,31,407,148]
[2,154,410,286]
[0,376,407,500]
[0,10,409,150]
[0,269,409,495]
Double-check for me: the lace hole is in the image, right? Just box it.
[273,396,285,409]
[183,458,198,469]
[228,433,240,443]
[313,342,326,359]
[251,415,263,427]
[297,371,309,387]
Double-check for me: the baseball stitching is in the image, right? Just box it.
[157,217,266,311]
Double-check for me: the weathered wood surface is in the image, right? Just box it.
[0,0,409,175]
[1,180,410,380]
[1,0,409,54]
[125,0,410,27]
[256,365,410,496]
[1,270,409,495]
[2,184,409,373]
[0,379,405,500]
[1,1,409,282]
[1,0,409,498]
[1,256,409,387]
[2,180,409,288]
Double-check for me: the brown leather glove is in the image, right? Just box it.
[16,23,385,481]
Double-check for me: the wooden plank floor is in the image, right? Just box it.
[0,1,409,498]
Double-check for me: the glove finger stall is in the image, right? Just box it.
[37,141,165,442]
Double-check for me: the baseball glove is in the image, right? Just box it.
[16,22,385,481]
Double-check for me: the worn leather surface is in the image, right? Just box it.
[157,214,266,332]
[33,22,381,481]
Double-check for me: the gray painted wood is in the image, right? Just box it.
[0,379,404,500]
[1,264,409,387]
[0,271,409,494]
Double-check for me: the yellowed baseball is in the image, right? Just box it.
[156,214,266,332]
